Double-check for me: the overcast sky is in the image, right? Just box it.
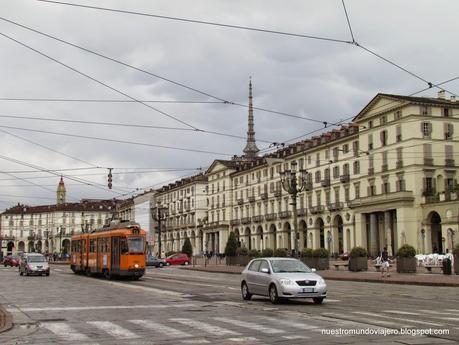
[0,0,458,209]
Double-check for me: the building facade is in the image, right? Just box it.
[0,178,115,255]
[154,92,459,257]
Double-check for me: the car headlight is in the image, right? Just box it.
[279,278,294,286]
[317,278,326,285]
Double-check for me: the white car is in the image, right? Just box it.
[240,257,327,304]
[19,253,50,276]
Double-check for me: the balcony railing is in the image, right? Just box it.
[368,168,374,176]
[445,159,455,167]
[274,190,282,197]
[424,158,434,166]
[279,211,292,219]
[0,235,15,241]
[321,179,330,187]
[309,205,324,214]
[265,213,277,221]
[248,196,255,203]
[260,192,268,200]
[230,219,240,226]
[339,174,350,183]
[237,198,244,205]
[241,217,252,224]
[252,215,264,223]
[381,164,388,172]
[328,202,344,211]
[304,182,313,191]
[297,208,307,216]
[396,161,403,169]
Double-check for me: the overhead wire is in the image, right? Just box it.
[0,124,233,156]
[0,97,224,104]
[0,30,199,131]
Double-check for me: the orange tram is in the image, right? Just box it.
[70,221,146,279]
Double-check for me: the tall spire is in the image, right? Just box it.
[243,77,259,159]
[56,176,66,205]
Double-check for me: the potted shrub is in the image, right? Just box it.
[261,248,274,257]
[248,249,261,258]
[348,246,368,271]
[300,248,315,268]
[396,244,417,273]
[224,232,238,265]
[453,244,459,275]
[235,246,250,266]
[273,248,288,257]
[313,248,330,270]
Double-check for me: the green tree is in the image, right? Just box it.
[181,237,193,257]
[224,232,238,257]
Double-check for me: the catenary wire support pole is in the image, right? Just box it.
[280,161,308,257]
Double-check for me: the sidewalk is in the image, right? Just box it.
[185,263,459,287]
[0,306,12,334]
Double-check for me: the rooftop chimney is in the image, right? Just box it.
[437,90,446,99]
[451,95,457,103]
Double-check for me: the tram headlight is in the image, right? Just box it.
[134,264,139,268]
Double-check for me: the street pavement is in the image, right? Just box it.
[0,264,458,345]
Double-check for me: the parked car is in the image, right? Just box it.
[146,256,165,268]
[240,257,327,304]
[165,253,190,266]
[3,255,20,267]
[19,253,50,276]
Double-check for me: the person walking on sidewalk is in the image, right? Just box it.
[381,247,390,278]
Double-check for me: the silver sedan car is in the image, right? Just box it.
[240,257,327,304]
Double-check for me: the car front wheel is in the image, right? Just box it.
[313,297,324,304]
[184,261,189,266]
[241,282,252,301]
[159,263,164,268]
[269,284,279,304]
[166,262,171,266]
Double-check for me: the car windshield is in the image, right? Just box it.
[269,259,311,273]
[127,237,144,254]
[27,256,46,263]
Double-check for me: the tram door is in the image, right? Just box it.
[111,237,120,274]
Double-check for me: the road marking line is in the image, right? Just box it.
[418,309,459,316]
[354,311,443,327]
[181,339,210,344]
[324,299,341,302]
[227,337,259,342]
[446,309,459,312]
[282,335,311,340]
[11,304,196,312]
[87,321,139,339]
[215,317,284,334]
[105,281,185,296]
[170,318,240,335]
[129,320,189,338]
[322,313,410,328]
[437,317,459,321]
[41,322,89,341]
[258,316,317,330]
[382,310,420,316]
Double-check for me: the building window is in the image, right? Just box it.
[421,122,432,138]
[443,108,450,117]
[315,171,321,183]
[354,183,360,199]
[380,130,387,146]
[353,161,360,174]
[395,110,402,119]
[380,116,386,125]
[368,120,373,128]
[396,125,402,142]
[333,166,340,179]
[445,123,454,140]
[342,144,349,154]
[368,134,373,150]
[420,105,430,116]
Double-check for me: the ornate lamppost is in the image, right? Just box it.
[151,202,168,258]
[279,161,308,256]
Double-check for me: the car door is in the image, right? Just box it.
[245,260,262,294]
[256,260,272,296]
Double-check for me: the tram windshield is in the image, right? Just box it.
[127,237,144,254]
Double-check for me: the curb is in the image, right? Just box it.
[185,267,459,287]
[0,306,13,334]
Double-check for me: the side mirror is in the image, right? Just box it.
[260,268,270,274]
[311,268,317,272]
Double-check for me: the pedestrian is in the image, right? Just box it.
[381,247,390,278]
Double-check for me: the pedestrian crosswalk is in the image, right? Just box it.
[34,308,458,344]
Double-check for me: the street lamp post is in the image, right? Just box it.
[279,161,308,256]
[151,203,168,258]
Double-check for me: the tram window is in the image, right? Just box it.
[82,239,86,253]
[120,238,128,255]
[128,237,145,254]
